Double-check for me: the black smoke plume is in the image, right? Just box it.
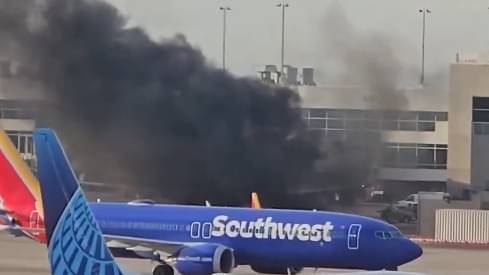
[0,0,324,208]
[299,1,413,204]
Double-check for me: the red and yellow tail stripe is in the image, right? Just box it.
[0,129,45,241]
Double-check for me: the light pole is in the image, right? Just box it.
[277,2,289,83]
[419,8,431,85]
[219,6,231,70]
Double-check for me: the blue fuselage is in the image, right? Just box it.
[89,202,422,271]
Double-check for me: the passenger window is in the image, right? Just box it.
[201,223,212,239]
[190,222,200,238]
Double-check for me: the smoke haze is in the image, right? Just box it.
[317,1,409,109]
[0,0,415,208]
[300,1,416,203]
[0,0,324,207]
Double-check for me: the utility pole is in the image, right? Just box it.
[419,8,431,85]
[276,2,289,83]
[220,6,231,70]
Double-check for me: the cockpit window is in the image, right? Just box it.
[391,230,403,238]
[375,230,403,239]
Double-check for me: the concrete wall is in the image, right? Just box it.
[0,78,44,100]
[298,86,448,112]
[379,168,447,182]
[383,121,448,144]
[448,63,489,186]
[0,119,35,131]
[418,198,480,238]
[471,136,489,191]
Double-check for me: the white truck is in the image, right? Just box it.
[396,192,450,208]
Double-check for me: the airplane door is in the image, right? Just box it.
[29,210,41,236]
[190,222,201,239]
[347,224,361,250]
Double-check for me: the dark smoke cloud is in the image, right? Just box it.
[0,0,323,208]
[317,1,409,109]
[294,1,415,203]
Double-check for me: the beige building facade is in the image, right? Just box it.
[449,61,489,196]
[0,61,40,162]
[297,85,449,198]
[295,58,489,199]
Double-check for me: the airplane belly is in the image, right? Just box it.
[230,239,330,267]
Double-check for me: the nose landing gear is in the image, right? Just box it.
[152,264,174,275]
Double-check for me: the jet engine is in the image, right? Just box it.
[174,244,235,275]
[250,265,303,275]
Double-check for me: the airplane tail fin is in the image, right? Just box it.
[251,192,262,209]
[34,128,123,275]
[0,129,45,241]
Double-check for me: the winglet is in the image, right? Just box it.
[34,128,124,275]
[251,192,262,209]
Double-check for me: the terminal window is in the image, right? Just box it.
[472,97,489,135]
[382,143,447,169]
[303,108,447,135]
[6,131,34,158]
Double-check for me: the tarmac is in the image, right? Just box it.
[0,232,487,275]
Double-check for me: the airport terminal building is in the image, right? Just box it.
[1,57,489,202]
[263,57,489,201]
[0,60,39,165]
[298,85,448,198]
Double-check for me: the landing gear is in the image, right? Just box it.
[152,264,174,275]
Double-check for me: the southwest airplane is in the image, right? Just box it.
[0,128,422,275]
[35,130,425,275]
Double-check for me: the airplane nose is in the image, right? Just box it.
[404,239,423,263]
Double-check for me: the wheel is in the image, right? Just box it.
[152,264,174,275]
[287,267,303,275]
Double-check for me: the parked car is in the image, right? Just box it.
[395,192,450,208]
[396,194,419,208]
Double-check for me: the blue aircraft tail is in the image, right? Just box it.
[34,128,124,275]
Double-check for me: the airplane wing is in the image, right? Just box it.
[104,235,216,257]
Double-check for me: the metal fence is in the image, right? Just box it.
[435,209,489,243]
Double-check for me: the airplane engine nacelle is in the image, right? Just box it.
[174,244,235,275]
[250,265,303,275]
